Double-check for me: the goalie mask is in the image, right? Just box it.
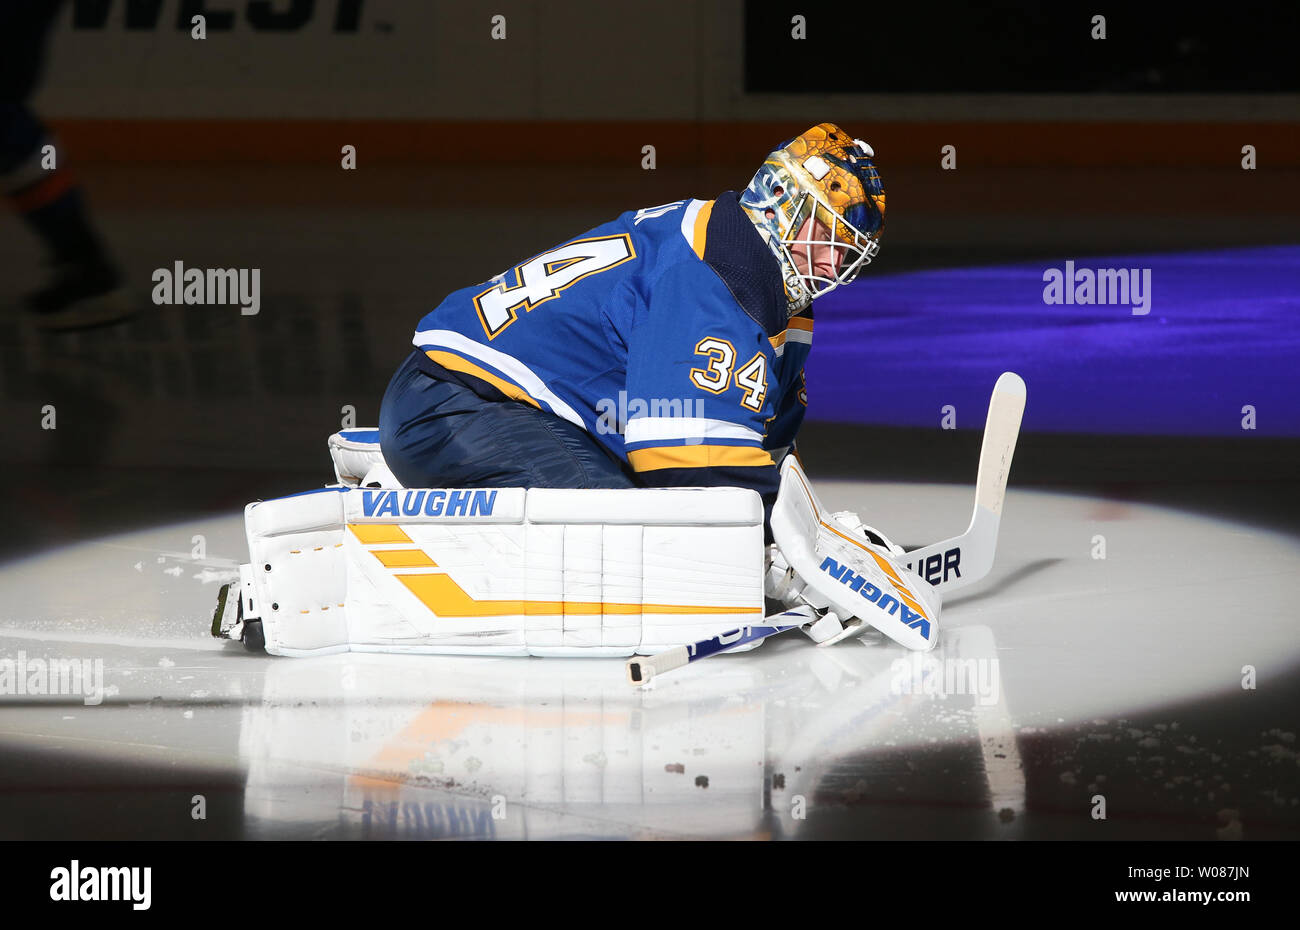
[739,122,886,316]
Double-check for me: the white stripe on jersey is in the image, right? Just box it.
[624,417,764,445]
[772,327,813,358]
[412,328,586,429]
[679,200,706,249]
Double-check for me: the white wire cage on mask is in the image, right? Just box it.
[773,191,881,303]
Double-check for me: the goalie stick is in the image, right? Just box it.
[901,370,1025,594]
[625,371,1026,686]
[626,607,817,686]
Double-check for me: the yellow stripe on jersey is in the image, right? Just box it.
[627,444,775,472]
[691,200,715,259]
[425,349,542,410]
[770,316,814,349]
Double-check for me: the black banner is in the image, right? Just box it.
[744,1,1300,92]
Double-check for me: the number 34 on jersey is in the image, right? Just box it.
[471,228,770,415]
[691,337,768,412]
[474,234,636,338]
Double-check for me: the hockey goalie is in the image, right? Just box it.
[212,123,958,666]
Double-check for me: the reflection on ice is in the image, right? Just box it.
[239,625,1019,839]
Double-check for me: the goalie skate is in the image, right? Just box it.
[210,565,264,652]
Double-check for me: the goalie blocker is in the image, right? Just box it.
[768,456,941,651]
[213,432,940,657]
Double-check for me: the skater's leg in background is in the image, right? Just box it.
[379,350,636,490]
[1,0,127,328]
[1,103,116,272]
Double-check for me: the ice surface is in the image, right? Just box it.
[1,483,1297,839]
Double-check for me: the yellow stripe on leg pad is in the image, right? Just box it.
[348,524,413,544]
[371,549,438,568]
[397,573,759,618]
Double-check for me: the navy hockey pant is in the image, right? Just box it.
[379,350,636,490]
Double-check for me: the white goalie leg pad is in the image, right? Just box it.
[244,488,352,656]
[327,429,401,488]
[769,457,942,651]
[244,485,765,657]
[520,488,764,655]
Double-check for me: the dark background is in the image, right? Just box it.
[0,0,1294,554]
[0,0,1296,842]
[746,1,1300,92]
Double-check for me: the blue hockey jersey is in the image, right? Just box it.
[410,192,813,506]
